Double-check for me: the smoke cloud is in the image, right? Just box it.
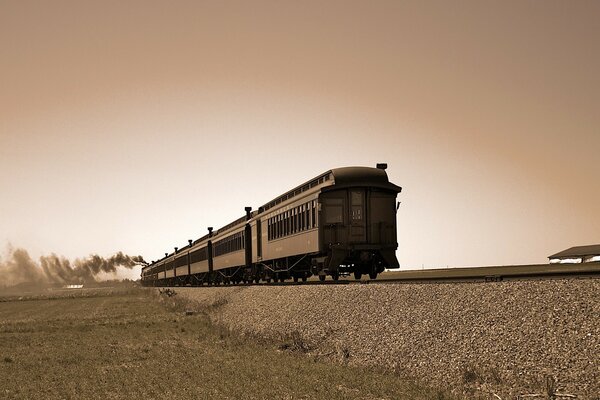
[0,247,146,289]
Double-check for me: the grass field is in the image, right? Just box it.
[0,288,455,399]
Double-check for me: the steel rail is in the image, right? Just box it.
[151,262,600,288]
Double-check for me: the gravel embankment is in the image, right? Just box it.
[174,279,599,399]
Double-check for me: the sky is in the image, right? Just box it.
[1,0,599,280]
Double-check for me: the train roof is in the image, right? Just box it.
[260,166,401,213]
[329,166,402,192]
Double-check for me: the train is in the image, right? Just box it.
[141,164,402,286]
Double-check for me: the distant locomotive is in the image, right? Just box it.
[141,164,402,286]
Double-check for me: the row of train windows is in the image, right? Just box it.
[267,200,317,241]
[213,231,245,257]
[148,245,210,273]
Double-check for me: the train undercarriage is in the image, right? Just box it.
[146,246,397,287]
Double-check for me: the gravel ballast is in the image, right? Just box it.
[174,279,599,399]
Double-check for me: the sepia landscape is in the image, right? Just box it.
[2,1,599,399]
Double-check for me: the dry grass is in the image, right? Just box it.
[0,287,457,399]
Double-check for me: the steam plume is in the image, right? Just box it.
[0,247,146,288]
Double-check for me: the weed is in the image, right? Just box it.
[217,324,231,341]
[545,375,556,400]
[279,330,311,353]
[461,364,503,386]
[462,366,480,384]
[341,347,351,361]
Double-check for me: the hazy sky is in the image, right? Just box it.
[1,1,599,279]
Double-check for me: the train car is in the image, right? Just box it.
[142,164,401,286]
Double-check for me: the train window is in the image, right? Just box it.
[305,204,309,230]
[305,203,310,229]
[312,200,316,228]
[278,214,282,238]
[306,203,310,229]
[301,205,306,230]
[324,201,343,224]
[351,191,363,205]
[293,208,297,233]
[285,211,289,237]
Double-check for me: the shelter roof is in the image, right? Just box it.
[548,244,600,259]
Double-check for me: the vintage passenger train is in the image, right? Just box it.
[141,164,402,286]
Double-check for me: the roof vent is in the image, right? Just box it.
[376,163,387,170]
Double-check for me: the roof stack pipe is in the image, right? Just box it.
[245,207,252,221]
[165,253,168,258]
[208,227,213,238]
[376,163,387,170]
[188,239,193,246]
[174,247,178,254]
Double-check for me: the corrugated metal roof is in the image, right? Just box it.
[548,244,600,259]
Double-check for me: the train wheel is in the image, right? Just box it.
[369,271,378,279]
[319,275,326,282]
[302,276,307,282]
[293,276,298,283]
[354,271,362,280]
[332,272,339,281]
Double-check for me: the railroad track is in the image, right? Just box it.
[160,262,600,288]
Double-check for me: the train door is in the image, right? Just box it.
[320,191,347,249]
[369,190,396,244]
[348,189,366,243]
[256,218,262,260]
[244,222,252,266]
